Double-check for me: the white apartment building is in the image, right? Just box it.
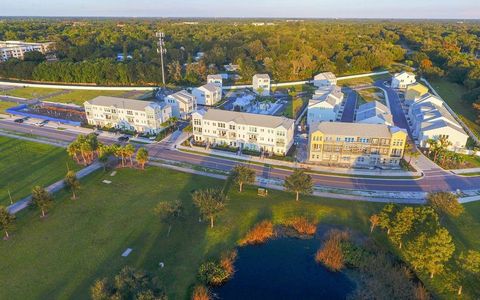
[391,71,416,89]
[355,101,393,126]
[408,94,468,150]
[193,83,222,106]
[0,41,53,62]
[307,85,344,125]
[252,74,271,96]
[313,72,337,88]
[191,109,295,155]
[164,90,197,119]
[207,74,223,89]
[84,96,172,134]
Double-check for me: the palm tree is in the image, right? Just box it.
[31,186,53,218]
[64,170,80,200]
[369,214,380,233]
[124,144,136,166]
[67,142,81,164]
[136,148,149,169]
[0,206,15,240]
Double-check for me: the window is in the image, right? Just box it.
[229,124,235,130]
[218,122,226,128]
[193,119,201,126]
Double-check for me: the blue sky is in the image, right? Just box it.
[2,0,479,18]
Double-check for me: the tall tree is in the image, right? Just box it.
[31,186,53,218]
[154,200,183,237]
[136,147,149,169]
[369,214,380,233]
[283,169,313,201]
[0,206,15,240]
[64,170,80,200]
[230,165,256,192]
[124,144,135,166]
[404,228,455,278]
[192,188,227,228]
[427,192,464,218]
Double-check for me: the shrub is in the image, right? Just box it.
[315,229,350,272]
[239,220,274,245]
[220,250,238,276]
[286,217,317,235]
[198,262,230,286]
[192,285,211,300]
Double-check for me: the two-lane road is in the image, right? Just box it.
[2,119,480,193]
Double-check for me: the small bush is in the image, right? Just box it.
[198,262,231,286]
[286,217,317,235]
[220,250,238,276]
[192,285,211,300]
[315,229,350,272]
[240,220,274,245]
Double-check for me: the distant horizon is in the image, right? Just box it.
[1,0,479,19]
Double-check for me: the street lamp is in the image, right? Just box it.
[156,31,167,87]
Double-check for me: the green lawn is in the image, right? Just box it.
[283,96,307,119]
[45,90,128,106]
[0,136,79,206]
[0,166,384,300]
[0,101,18,113]
[4,87,62,99]
[429,79,480,138]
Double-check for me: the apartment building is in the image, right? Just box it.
[313,72,337,88]
[164,90,196,119]
[391,71,416,89]
[0,41,53,62]
[408,94,468,150]
[84,96,172,134]
[191,109,295,155]
[307,85,344,125]
[193,83,222,106]
[308,122,407,168]
[252,74,271,96]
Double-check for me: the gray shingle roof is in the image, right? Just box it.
[168,90,194,104]
[201,108,294,129]
[314,72,336,81]
[253,74,270,80]
[85,96,157,111]
[311,121,405,138]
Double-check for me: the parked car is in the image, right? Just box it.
[14,118,24,123]
[35,120,48,127]
[117,136,130,142]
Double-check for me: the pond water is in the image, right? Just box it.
[214,237,356,300]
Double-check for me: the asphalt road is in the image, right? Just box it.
[340,87,357,122]
[1,119,480,193]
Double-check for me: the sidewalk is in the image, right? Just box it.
[7,162,102,214]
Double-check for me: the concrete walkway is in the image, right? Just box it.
[7,162,102,214]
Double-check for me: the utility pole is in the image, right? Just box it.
[156,31,167,87]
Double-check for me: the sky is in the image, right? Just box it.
[2,0,479,19]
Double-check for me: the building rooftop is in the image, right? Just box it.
[394,70,415,78]
[314,72,336,81]
[207,74,223,80]
[311,121,405,138]
[199,108,294,129]
[196,83,220,93]
[167,90,194,104]
[85,96,159,111]
[253,74,270,80]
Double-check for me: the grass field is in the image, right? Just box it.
[4,87,62,99]
[0,101,18,113]
[283,96,307,119]
[429,79,480,138]
[0,136,79,206]
[0,166,385,299]
[46,90,128,105]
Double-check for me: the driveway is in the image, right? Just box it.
[340,87,356,122]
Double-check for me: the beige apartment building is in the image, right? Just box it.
[308,122,407,168]
[0,41,53,62]
[191,109,295,155]
[84,96,172,134]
